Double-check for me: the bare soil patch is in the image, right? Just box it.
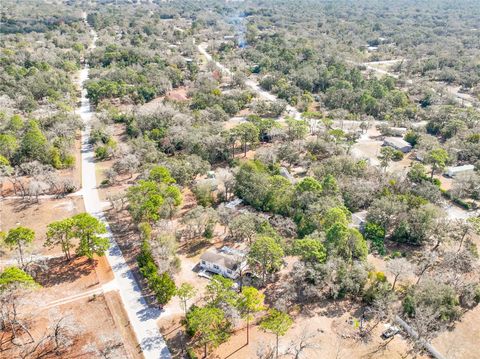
[0,196,85,257]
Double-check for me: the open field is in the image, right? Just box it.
[0,252,141,359]
[0,197,85,257]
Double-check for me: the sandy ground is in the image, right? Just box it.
[166,87,188,102]
[432,305,480,359]
[350,128,383,166]
[0,253,140,358]
[159,299,418,359]
[213,310,415,359]
[0,196,85,256]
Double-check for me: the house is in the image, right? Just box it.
[225,198,242,209]
[199,246,246,279]
[445,165,475,178]
[383,137,412,153]
[279,167,296,183]
[351,210,368,231]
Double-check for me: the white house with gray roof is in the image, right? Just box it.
[199,246,246,279]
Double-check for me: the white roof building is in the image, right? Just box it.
[383,137,412,153]
[199,246,246,279]
[445,165,475,178]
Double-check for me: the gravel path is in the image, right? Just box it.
[79,14,171,359]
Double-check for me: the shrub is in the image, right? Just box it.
[364,222,386,255]
[95,146,108,160]
[186,348,197,359]
[392,149,404,161]
[137,241,176,305]
[474,286,480,304]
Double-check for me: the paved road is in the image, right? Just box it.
[79,14,171,359]
[197,43,301,119]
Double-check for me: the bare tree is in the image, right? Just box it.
[28,180,49,202]
[112,154,139,179]
[256,341,276,359]
[18,314,78,358]
[415,250,438,285]
[386,258,414,291]
[285,328,320,359]
[216,168,235,201]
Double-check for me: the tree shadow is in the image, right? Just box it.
[224,343,248,359]
[177,238,211,258]
[34,257,97,287]
[163,330,188,359]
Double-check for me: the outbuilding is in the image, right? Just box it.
[383,137,412,153]
[351,210,368,231]
[445,165,475,178]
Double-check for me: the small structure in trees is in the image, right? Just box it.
[383,137,412,153]
[445,164,475,178]
[351,210,368,231]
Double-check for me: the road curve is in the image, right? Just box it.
[197,43,301,119]
[79,14,171,359]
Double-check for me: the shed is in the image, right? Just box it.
[445,165,475,178]
[383,137,412,153]
[351,210,368,230]
[279,167,296,183]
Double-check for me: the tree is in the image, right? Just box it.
[0,266,37,289]
[326,224,368,262]
[229,212,260,244]
[216,168,235,201]
[285,118,309,140]
[0,267,39,346]
[181,206,218,240]
[425,148,448,179]
[364,222,386,255]
[386,258,413,291]
[45,218,75,260]
[176,283,197,316]
[127,180,165,223]
[148,165,176,184]
[378,146,395,171]
[233,122,260,156]
[236,286,265,345]
[286,329,320,359]
[127,179,182,224]
[292,238,327,264]
[20,120,49,163]
[72,213,109,260]
[0,134,19,161]
[260,309,293,359]
[248,236,284,286]
[186,306,231,357]
[152,272,177,305]
[205,275,238,307]
[112,154,139,179]
[322,207,349,232]
[4,227,34,268]
[321,174,339,195]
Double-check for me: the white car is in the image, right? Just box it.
[197,269,213,279]
[381,325,400,339]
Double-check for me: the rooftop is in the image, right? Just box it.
[200,247,245,270]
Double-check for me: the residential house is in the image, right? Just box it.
[199,246,246,280]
